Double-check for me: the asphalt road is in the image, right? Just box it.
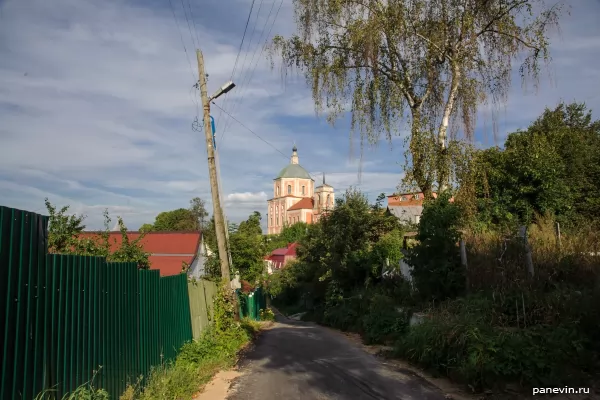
[226,314,448,400]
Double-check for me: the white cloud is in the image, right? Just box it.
[1,0,599,232]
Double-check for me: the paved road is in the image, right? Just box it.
[227,314,448,400]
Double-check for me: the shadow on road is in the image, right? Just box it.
[228,315,447,400]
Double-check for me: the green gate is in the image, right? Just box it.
[237,287,267,321]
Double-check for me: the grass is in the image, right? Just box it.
[120,318,263,400]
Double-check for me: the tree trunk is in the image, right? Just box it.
[437,62,460,192]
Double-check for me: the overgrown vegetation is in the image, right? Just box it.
[120,284,263,400]
[268,102,600,395]
[45,199,150,268]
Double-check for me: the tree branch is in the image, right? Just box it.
[482,29,540,51]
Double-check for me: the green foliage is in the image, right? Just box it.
[45,198,87,254]
[269,0,563,194]
[473,102,600,229]
[34,370,108,400]
[407,192,465,301]
[127,285,262,400]
[259,308,275,322]
[152,208,198,231]
[361,294,409,345]
[140,197,208,232]
[395,293,595,390]
[265,222,309,252]
[45,199,150,268]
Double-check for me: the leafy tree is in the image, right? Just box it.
[265,221,309,252]
[45,198,87,253]
[45,199,150,268]
[139,223,154,233]
[229,213,265,284]
[153,208,198,231]
[268,0,564,196]
[295,189,404,298]
[407,191,465,301]
[474,102,600,228]
[189,197,209,229]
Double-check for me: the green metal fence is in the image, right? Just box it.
[237,287,267,321]
[0,206,193,399]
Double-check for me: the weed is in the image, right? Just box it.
[259,308,276,321]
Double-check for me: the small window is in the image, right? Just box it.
[302,185,305,195]
[276,216,279,225]
[414,194,420,200]
[288,185,292,194]
[401,196,407,201]
[276,186,280,196]
[270,217,273,226]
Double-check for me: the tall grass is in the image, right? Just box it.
[395,215,600,391]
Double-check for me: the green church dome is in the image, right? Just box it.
[276,163,313,179]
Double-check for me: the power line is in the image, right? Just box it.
[167,0,196,81]
[220,0,283,143]
[215,0,257,130]
[184,0,202,46]
[179,0,198,49]
[220,0,266,140]
[211,101,288,159]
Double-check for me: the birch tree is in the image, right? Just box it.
[268,0,564,196]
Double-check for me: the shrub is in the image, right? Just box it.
[407,192,466,301]
[395,294,596,391]
[259,308,275,321]
[361,294,409,345]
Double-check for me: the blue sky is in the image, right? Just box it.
[1,0,599,231]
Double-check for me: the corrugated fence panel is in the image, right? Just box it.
[0,206,195,400]
[188,279,218,340]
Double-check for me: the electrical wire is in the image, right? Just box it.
[184,0,202,46]
[219,0,266,141]
[179,0,198,50]
[215,0,257,131]
[211,101,288,160]
[167,0,196,81]
[220,0,283,143]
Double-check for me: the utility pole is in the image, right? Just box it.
[197,49,231,285]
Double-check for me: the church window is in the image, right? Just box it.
[276,216,279,225]
[302,185,305,195]
[287,185,291,194]
[270,217,273,226]
[326,194,331,206]
[276,186,280,196]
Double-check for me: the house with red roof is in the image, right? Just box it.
[264,242,298,273]
[78,231,208,277]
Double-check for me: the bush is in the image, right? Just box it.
[259,308,275,321]
[123,286,262,400]
[361,294,409,345]
[407,191,466,301]
[394,294,596,391]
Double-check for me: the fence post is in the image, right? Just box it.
[460,239,469,291]
[519,226,535,278]
[556,222,562,249]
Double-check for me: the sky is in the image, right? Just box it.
[0,0,599,231]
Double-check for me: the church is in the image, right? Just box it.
[266,145,335,235]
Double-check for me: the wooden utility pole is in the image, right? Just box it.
[196,49,231,285]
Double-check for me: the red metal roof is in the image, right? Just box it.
[270,242,298,256]
[78,231,201,277]
[288,197,314,211]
